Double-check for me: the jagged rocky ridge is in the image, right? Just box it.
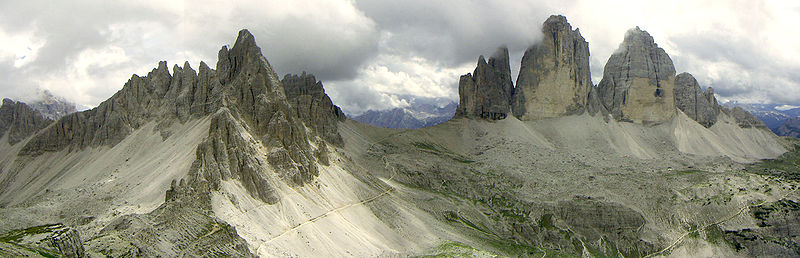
[674,72,720,127]
[512,15,593,120]
[456,15,766,131]
[0,15,792,258]
[454,47,514,120]
[92,29,345,255]
[0,29,346,256]
[0,99,53,145]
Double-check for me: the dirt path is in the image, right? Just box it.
[645,187,799,257]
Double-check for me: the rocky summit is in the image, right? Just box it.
[0,99,53,145]
[598,27,677,123]
[674,72,720,127]
[454,47,513,120]
[512,15,593,120]
[0,15,798,258]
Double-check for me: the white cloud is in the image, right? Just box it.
[1,0,799,113]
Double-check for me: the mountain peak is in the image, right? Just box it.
[598,25,676,123]
[512,14,592,120]
[622,26,656,48]
[455,46,513,120]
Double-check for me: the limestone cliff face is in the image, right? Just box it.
[455,47,513,120]
[281,72,346,146]
[512,15,592,120]
[18,29,342,203]
[674,73,720,127]
[0,99,53,145]
[597,27,676,123]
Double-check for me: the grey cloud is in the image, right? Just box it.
[325,80,396,115]
[356,0,551,67]
[669,30,800,105]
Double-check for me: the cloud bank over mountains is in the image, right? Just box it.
[0,0,798,115]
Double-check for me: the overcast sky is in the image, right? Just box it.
[1,0,798,114]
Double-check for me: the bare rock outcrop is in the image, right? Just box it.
[722,106,768,129]
[0,223,85,258]
[281,72,346,145]
[674,73,720,127]
[18,29,335,203]
[0,99,53,145]
[512,15,592,120]
[597,27,676,123]
[455,47,513,120]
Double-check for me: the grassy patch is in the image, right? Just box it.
[747,146,800,181]
[676,169,703,175]
[412,142,441,153]
[704,225,732,248]
[0,224,63,243]
[539,214,556,230]
[453,157,475,164]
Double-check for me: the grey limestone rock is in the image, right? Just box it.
[674,72,720,127]
[722,106,768,129]
[0,223,85,258]
[597,27,676,123]
[455,47,513,120]
[281,72,346,145]
[512,15,592,120]
[0,99,53,145]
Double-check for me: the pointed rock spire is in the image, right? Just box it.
[512,15,592,120]
[455,47,513,120]
[597,27,676,123]
[674,72,720,127]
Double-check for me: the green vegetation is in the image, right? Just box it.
[418,242,495,258]
[0,224,63,243]
[453,157,475,164]
[747,146,800,181]
[704,225,730,247]
[539,214,556,230]
[676,169,702,175]
[412,141,477,164]
[0,224,63,258]
[688,225,700,238]
[412,142,441,153]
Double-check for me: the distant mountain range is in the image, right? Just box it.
[351,97,456,129]
[28,90,78,120]
[727,102,800,137]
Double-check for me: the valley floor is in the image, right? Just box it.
[1,113,799,257]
